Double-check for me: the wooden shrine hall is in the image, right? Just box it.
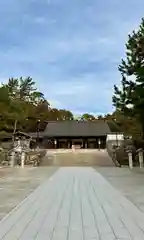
[30,120,120,149]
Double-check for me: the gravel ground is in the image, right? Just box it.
[96,166,144,213]
[0,166,58,220]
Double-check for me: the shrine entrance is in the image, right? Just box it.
[39,136,106,149]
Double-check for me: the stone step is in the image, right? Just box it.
[40,150,115,167]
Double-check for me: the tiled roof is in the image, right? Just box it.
[0,121,121,139]
[42,120,112,137]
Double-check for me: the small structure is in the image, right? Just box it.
[106,133,124,147]
[10,131,33,167]
[13,131,33,149]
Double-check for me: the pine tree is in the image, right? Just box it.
[113,18,144,139]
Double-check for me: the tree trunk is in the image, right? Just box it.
[140,115,144,140]
[141,123,144,140]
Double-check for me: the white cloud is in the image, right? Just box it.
[33,16,56,25]
[0,0,143,114]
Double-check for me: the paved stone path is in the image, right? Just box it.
[1,167,144,239]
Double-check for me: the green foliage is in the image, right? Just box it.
[0,77,74,133]
[113,18,144,139]
[97,115,103,120]
[81,113,95,120]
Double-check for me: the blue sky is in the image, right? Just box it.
[0,0,144,116]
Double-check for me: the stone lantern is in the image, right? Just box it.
[111,144,121,167]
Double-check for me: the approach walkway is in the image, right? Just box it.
[0,167,144,240]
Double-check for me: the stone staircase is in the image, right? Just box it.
[40,149,115,167]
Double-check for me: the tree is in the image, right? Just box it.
[0,86,10,103]
[0,77,75,133]
[97,115,104,120]
[0,85,24,132]
[5,77,44,103]
[30,91,45,105]
[19,77,36,100]
[4,78,19,99]
[58,109,74,120]
[113,18,144,139]
[81,113,95,121]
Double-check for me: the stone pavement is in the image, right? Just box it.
[1,167,144,239]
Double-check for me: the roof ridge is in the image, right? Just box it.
[45,119,106,123]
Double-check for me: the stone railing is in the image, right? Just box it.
[25,150,46,166]
[0,149,7,164]
[0,148,12,165]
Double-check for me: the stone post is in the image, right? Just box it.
[21,151,25,168]
[10,151,15,167]
[126,147,133,169]
[137,148,143,168]
[68,142,71,149]
[98,139,101,151]
[54,140,57,149]
[53,154,57,165]
[82,141,85,149]
[72,144,75,151]
[128,151,133,169]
